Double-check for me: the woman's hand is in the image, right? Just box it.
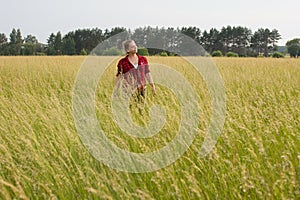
[151,84,156,96]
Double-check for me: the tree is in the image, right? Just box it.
[200,28,222,54]
[132,26,159,55]
[262,28,271,56]
[9,29,17,55]
[250,30,262,56]
[145,26,166,55]
[54,31,62,55]
[103,27,126,39]
[35,43,46,55]
[137,47,149,56]
[251,28,271,56]
[23,35,39,55]
[47,33,56,55]
[220,25,233,53]
[286,38,300,58]
[286,38,300,46]
[9,29,17,44]
[231,26,252,56]
[165,27,178,54]
[9,28,23,55]
[62,36,76,55]
[132,27,146,47]
[180,26,201,43]
[71,28,103,54]
[179,26,203,56]
[287,44,300,58]
[0,33,8,55]
[250,28,280,57]
[24,35,38,44]
[270,29,281,52]
[200,30,210,51]
[0,33,8,45]
[16,29,23,45]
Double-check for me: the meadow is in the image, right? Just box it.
[0,56,299,199]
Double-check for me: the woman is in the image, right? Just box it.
[114,40,156,99]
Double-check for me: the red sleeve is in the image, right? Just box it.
[143,57,150,73]
[116,59,122,76]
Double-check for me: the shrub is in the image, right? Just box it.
[102,47,122,56]
[80,48,87,56]
[36,52,46,56]
[137,47,149,56]
[160,51,168,56]
[226,52,239,57]
[272,51,284,58]
[211,50,223,57]
[204,52,211,57]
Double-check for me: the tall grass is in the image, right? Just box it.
[0,56,299,199]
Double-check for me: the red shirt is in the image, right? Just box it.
[116,54,150,89]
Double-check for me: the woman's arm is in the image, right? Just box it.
[146,72,156,95]
[113,74,122,97]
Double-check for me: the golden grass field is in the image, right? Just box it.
[0,56,299,199]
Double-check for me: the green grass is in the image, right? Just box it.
[0,56,299,199]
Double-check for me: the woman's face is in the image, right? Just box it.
[127,41,137,54]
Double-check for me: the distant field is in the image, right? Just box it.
[0,56,299,199]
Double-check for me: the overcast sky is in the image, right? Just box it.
[1,0,299,45]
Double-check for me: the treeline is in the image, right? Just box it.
[0,26,297,57]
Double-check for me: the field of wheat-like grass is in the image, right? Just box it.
[0,56,299,199]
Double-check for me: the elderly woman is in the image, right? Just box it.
[114,40,156,99]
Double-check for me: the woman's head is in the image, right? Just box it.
[122,40,137,54]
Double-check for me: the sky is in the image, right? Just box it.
[1,0,299,46]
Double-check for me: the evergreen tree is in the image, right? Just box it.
[9,29,17,44]
[270,29,281,53]
[47,33,56,55]
[62,36,76,55]
[181,26,201,43]
[54,31,62,55]
[71,28,103,54]
[0,33,8,55]
[9,28,23,55]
